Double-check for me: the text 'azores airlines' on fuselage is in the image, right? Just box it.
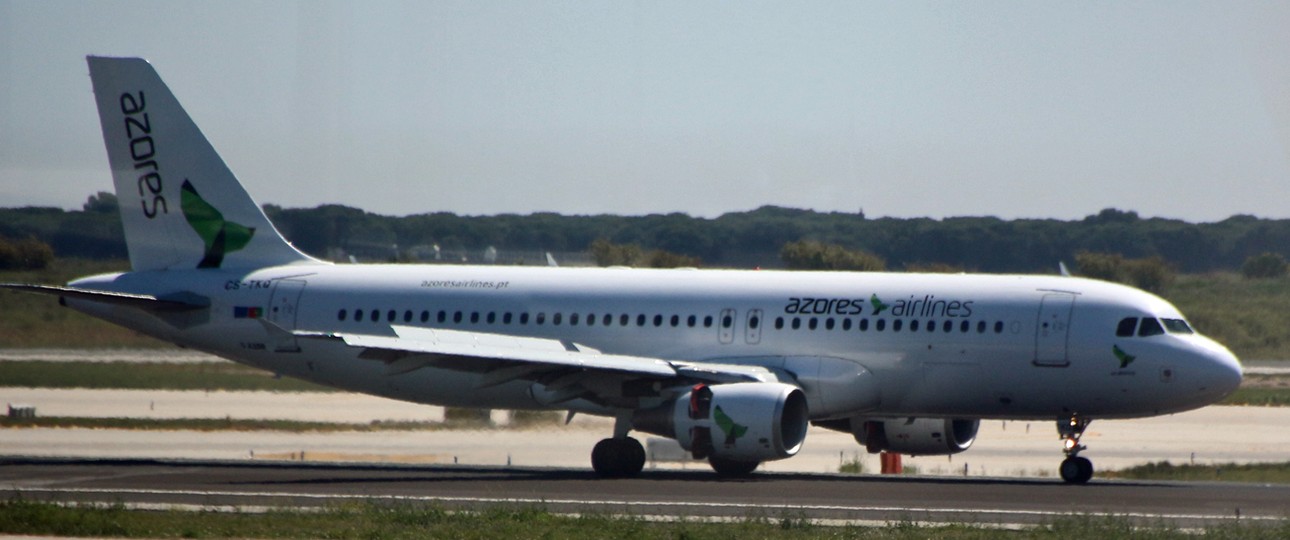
[2,56,1242,484]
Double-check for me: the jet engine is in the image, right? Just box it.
[852,417,979,456]
[633,382,809,462]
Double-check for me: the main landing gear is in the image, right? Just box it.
[591,415,646,478]
[1057,415,1094,484]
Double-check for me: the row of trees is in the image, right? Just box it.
[3,193,1289,274]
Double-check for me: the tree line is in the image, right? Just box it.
[3,193,1289,274]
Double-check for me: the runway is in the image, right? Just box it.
[2,457,1287,528]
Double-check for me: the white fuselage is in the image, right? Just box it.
[68,264,1242,422]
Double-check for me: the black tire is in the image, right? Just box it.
[1059,456,1093,484]
[591,438,646,478]
[709,457,759,477]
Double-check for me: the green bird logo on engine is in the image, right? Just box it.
[713,405,748,446]
[181,179,255,269]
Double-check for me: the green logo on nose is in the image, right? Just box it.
[1113,344,1136,369]
[181,180,255,269]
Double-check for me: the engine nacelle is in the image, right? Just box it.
[852,417,979,456]
[633,382,809,462]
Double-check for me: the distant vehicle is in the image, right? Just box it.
[3,57,1242,484]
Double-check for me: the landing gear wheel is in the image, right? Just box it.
[1059,456,1093,484]
[708,457,759,477]
[591,437,645,478]
[1056,415,1094,484]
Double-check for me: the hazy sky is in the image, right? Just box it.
[2,1,1289,221]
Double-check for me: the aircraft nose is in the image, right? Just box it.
[1200,339,1243,399]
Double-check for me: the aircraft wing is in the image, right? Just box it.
[300,325,775,401]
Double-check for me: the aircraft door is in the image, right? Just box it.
[268,279,307,352]
[719,308,736,344]
[1033,292,1075,367]
[745,309,763,345]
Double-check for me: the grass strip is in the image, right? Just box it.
[0,361,334,392]
[1221,387,1290,406]
[0,499,1286,540]
[1103,461,1290,484]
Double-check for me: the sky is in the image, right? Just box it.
[2,1,1289,222]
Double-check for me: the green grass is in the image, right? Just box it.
[0,499,1285,539]
[1104,460,1290,484]
[0,360,334,392]
[1221,387,1290,406]
[1163,273,1290,360]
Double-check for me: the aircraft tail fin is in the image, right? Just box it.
[87,56,320,271]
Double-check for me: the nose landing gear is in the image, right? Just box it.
[1057,415,1093,484]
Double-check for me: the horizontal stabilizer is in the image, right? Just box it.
[0,283,209,311]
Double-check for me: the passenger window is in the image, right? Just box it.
[338,309,347,321]
[536,313,546,325]
[503,312,513,324]
[520,313,530,324]
[1116,317,1138,337]
[876,319,886,331]
[553,313,562,325]
[775,317,784,330]
[438,311,447,323]
[420,311,429,323]
[453,311,463,323]
[584,313,593,326]
[723,314,734,328]
[1163,319,1194,334]
[749,316,760,330]
[354,309,363,322]
[1138,317,1165,337]
[943,320,953,333]
[687,315,697,327]
[570,313,579,326]
[370,309,380,322]
[487,312,496,324]
[859,318,869,331]
[387,310,396,322]
[910,320,920,331]
[704,316,714,328]
[994,321,1004,333]
[605,314,614,326]
[842,319,852,331]
[620,314,629,326]
[470,312,480,324]
[791,318,801,330]
[637,314,646,327]
[825,318,834,330]
[653,314,663,327]
[808,318,818,330]
[403,310,413,323]
[893,319,903,332]
[671,315,680,327]
[977,321,986,333]
[925,320,935,333]
[960,320,969,333]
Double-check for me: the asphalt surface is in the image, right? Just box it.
[2,457,1287,528]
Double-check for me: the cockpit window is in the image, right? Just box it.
[1162,318,1194,334]
[1137,317,1165,337]
[1116,317,1138,337]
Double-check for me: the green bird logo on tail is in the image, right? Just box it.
[713,405,748,446]
[1113,344,1136,369]
[870,294,890,315]
[181,179,255,269]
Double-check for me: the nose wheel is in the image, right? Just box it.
[1057,415,1094,484]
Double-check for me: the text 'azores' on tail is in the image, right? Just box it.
[86,56,320,272]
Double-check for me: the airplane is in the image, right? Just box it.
[2,56,1243,484]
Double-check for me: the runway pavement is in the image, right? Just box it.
[1,457,1286,528]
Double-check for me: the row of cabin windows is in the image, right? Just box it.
[333,307,1004,335]
[336,308,725,329]
[1116,317,1194,338]
[775,316,1005,334]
